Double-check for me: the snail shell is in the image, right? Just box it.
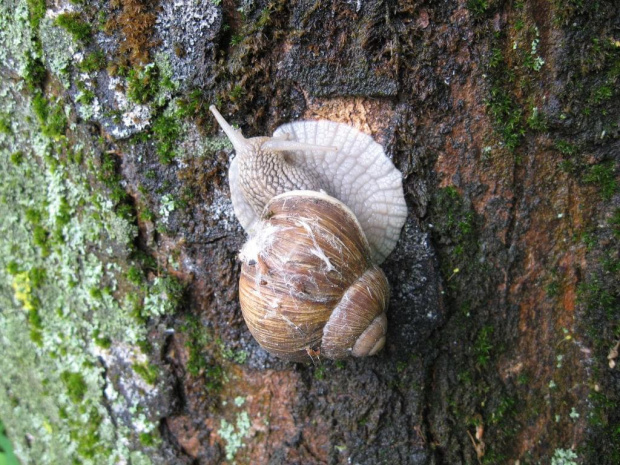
[209,106,406,362]
[239,191,389,362]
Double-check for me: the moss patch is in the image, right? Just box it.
[577,210,620,463]
[151,114,180,164]
[54,12,92,44]
[181,316,225,394]
[78,51,106,73]
[60,371,89,404]
[105,0,158,67]
[427,185,521,462]
[583,162,618,201]
[126,64,160,104]
[26,0,46,31]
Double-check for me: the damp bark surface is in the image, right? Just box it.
[0,1,618,464]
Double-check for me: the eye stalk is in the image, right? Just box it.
[209,105,338,154]
[209,105,249,154]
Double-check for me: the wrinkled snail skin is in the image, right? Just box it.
[209,106,406,362]
[209,105,335,219]
[236,137,327,214]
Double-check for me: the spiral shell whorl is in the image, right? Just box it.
[238,191,389,362]
[322,266,389,359]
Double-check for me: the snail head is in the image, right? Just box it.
[209,106,338,158]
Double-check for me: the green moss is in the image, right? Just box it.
[526,106,547,131]
[54,13,92,43]
[218,341,248,365]
[32,224,49,248]
[230,34,244,46]
[591,84,613,104]
[23,54,46,92]
[428,183,522,460]
[96,153,138,222]
[5,261,20,275]
[483,20,551,152]
[127,265,144,285]
[139,431,157,447]
[9,151,24,165]
[25,207,44,224]
[487,83,524,151]
[27,306,42,329]
[467,0,489,17]
[127,64,159,104]
[229,84,245,102]
[181,317,224,392]
[429,187,478,276]
[488,47,503,69]
[0,115,11,134]
[89,286,103,299]
[183,318,211,377]
[76,86,95,105]
[98,153,117,183]
[53,198,72,243]
[32,92,48,122]
[583,162,618,201]
[152,114,180,164]
[139,207,155,222]
[31,95,68,140]
[78,50,106,73]
[93,332,112,349]
[42,101,68,140]
[586,389,620,462]
[177,88,211,127]
[26,0,46,31]
[555,140,578,156]
[489,396,516,426]
[523,37,545,72]
[60,371,88,404]
[474,325,494,367]
[70,409,105,459]
[29,327,43,346]
[546,279,561,298]
[578,276,617,320]
[577,210,620,465]
[132,362,159,385]
[28,267,46,287]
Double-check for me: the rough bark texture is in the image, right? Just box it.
[0,0,618,464]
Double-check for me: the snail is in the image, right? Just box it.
[210,106,407,362]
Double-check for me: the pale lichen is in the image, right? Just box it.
[0,2,176,464]
[218,411,252,461]
[39,15,76,88]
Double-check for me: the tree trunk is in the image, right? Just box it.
[0,0,618,464]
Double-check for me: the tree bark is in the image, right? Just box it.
[0,0,618,464]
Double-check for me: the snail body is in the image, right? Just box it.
[210,106,406,362]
